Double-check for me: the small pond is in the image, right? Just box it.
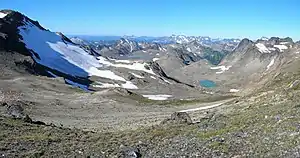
[199,80,216,88]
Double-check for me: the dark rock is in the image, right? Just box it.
[127,74,136,80]
[120,147,142,158]
[161,112,193,125]
[6,101,26,119]
[5,101,32,123]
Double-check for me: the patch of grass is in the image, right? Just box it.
[198,126,237,139]
[16,133,59,141]
[208,141,229,153]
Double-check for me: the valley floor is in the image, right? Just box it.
[1,87,300,157]
[1,74,300,157]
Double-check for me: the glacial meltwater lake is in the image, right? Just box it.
[199,80,216,88]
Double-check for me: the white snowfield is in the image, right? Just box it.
[18,20,126,81]
[210,65,232,74]
[255,43,271,53]
[96,56,155,75]
[266,58,275,70]
[142,95,172,100]
[274,45,288,52]
[0,12,8,18]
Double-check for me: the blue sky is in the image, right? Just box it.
[1,0,300,40]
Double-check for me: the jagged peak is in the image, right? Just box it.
[0,9,46,31]
[236,38,253,49]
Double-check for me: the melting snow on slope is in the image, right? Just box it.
[130,72,144,79]
[121,81,138,89]
[110,58,131,64]
[142,95,172,100]
[0,12,8,18]
[274,45,288,52]
[266,58,275,70]
[93,81,138,89]
[210,65,232,74]
[18,20,126,81]
[97,56,155,75]
[150,76,156,79]
[229,89,240,93]
[93,82,120,88]
[255,43,271,53]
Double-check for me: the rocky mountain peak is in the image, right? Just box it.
[233,38,254,52]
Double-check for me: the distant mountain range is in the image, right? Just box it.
[69,35,241,45]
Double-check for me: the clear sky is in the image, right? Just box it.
[1,0,300,40]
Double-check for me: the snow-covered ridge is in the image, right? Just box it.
[0,12,8,18]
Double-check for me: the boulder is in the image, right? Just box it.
[161,112,193,125]
[120,146,141,158]
[4,101,32,122]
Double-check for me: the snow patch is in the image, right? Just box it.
[110,58,131,64]
[162,78,172,84]
[130,72,144,79]
[295,52,299,54]
[280,42,290,45]
[152,58,159,62]
[266,58,275,70]
[210,65,232,74]
[142,95,172,100]
[93,82,120,88]
[229,89,240,93]
[0,12,8,18]
[121,81,138,89]
[274,45,288,52]
[150,76,156,79]
[255,43,271,53]
[186,48,192,52]
[97,56,155,75]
